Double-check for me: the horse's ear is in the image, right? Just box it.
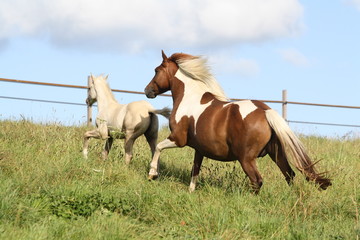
[90,74,94,80]
[105,74,109,80]
[161,50,168,61]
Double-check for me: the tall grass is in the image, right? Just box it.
[0,120,359,239]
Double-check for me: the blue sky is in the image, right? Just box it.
[0,0,359,137]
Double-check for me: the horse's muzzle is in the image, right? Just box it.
[144,87,156,98]
[86,97,95,106]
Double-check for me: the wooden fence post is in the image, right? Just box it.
[282,89,287,122]
[87,76,92,127]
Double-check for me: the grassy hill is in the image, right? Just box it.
[0,120,359,239]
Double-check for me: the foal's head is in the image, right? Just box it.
[86,74,108,106]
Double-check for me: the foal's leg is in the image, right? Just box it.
[124,135,136,165]
[83,129,102,159]
[101,137,114,160]
[144,113,159,158]
[148,138,178,180]
[189,150,204,192]
[238,156,263,194]
[124,128,144,164]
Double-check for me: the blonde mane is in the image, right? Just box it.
[94,74,117,102]
[170,54,229,101]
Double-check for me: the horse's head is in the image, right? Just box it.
[145,50,178,98]
[86,74,109,106]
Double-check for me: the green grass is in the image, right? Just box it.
[0,120,359,239]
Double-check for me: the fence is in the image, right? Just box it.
[1,77,360,128]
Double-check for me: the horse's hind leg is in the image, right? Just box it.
[144,113,159,157]
[189,150,204,192]
[83,129,101,159]
[267,139,296,185]
[238,157,263,194]
[269,151,296,185]
[101,137,114,160]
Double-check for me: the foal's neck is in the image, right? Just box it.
[95,83,119,111]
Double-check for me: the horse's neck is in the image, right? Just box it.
[172,70,207,106]
[171,70,214,124]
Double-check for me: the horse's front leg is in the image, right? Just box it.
[148,138,178,180]
[83,129,102,159]
[189,151,204,192]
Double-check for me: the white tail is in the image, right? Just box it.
[265,109,331,189]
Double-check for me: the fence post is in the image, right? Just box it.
[87,76,92,127]
[282,89,287,122]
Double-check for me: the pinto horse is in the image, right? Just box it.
[144,51,331,193]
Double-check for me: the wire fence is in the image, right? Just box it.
[1,77,360,128]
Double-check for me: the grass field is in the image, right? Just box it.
[0,120,359,239]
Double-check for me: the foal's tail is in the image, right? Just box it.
[265,109,331,190]
[149,107,171,119]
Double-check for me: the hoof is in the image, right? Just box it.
[82,151,88,159]
[101,152,108,160]
[189,183,196,193]
[148,174,158,181]
[318,181,332,190]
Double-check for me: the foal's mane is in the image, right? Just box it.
[94,75,117,102]
[169,53,229,101]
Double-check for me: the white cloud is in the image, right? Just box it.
[0,0,304,52]
[0,39,8,51]
[346,0,360,11]
[208,54,260,77]
[280,48,309,67]
[232,59,260,77]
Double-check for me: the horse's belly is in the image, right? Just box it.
[204,152,237,161]
[188,140,237,161]
[201,150,237,161]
